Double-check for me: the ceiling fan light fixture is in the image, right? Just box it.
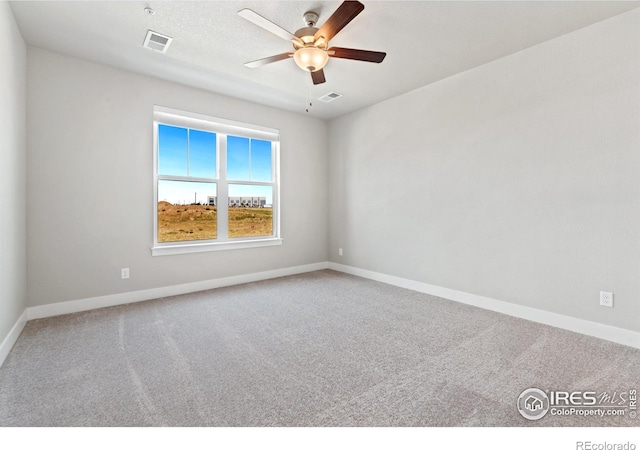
[293,46,329,72]
[239,1,385,85]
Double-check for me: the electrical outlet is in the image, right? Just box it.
[599,291,613,308]
[121,268,130,279]
[338,248,343,256]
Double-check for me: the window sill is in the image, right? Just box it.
[152,238,282,256]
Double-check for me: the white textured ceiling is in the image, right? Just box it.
[9,1,640,119]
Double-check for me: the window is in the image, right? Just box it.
[153,106,280,256]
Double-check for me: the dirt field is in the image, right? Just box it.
[157,201,273,242]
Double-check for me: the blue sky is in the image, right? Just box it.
[158,124,273,204]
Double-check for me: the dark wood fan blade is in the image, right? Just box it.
[311,69,326,85]
[238,9,303,45]
[245,53,293,68]
[314,1,365,43]
[328,47,386,63]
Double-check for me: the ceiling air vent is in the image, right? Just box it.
[143,30,173,53]
[319,92,343,102]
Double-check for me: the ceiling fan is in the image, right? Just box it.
[238,1,386,85]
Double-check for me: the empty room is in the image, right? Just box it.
[1,0,639,443]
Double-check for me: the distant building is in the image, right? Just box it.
[207,196,267,207]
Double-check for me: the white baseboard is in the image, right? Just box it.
[329,262,640,350]
[13,260,640,359]
[0,310,27,368]
[27,262,329,320]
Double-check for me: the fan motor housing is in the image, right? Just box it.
[294,26,318,46]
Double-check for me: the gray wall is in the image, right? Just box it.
[0,2,27,339]
[26,48,328,307]
[329,9,640,332]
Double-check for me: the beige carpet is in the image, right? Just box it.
[1,270,638,426]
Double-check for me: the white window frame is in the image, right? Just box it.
[152,106,281,256]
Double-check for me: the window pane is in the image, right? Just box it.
[228,184,273,238]
[227,135,250,180]
[250,139,272,182]
[158,125,188,176]
[189,129,216,178]
[158,180,217,242]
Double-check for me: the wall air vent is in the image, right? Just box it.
[319,92,343,102]
[143,30,173,53]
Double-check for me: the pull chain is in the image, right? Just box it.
[306,86,313,113]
